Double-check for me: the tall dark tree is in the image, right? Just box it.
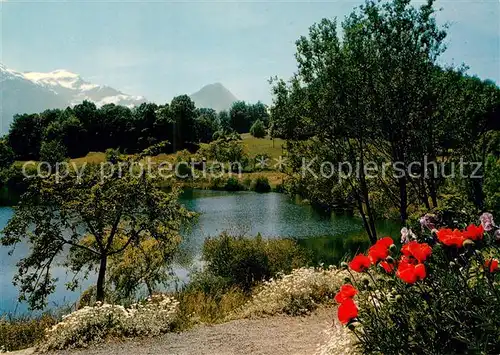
[170,95,196,150]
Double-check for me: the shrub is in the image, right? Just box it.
[251,176,271,193]
[202,234,310,292]
[236,266,348,317]
[39,140,67,165]
[104,148,124,164]
[224,176,244,191]
[335,214,500,355]
[250,119,266,138]
[39,295,179,351]
[0,314,56,352]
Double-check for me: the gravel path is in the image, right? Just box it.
[48,307,335,355]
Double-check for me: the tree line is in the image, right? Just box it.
[269,0,500,243]
[2,96,270,161]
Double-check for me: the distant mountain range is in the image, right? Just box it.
[189,83,238,112]
[0,63,238,134]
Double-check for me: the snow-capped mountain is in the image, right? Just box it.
[0,64,146,134]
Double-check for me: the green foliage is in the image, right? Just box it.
[0,314,56,351]
[269,0,500,242]
[251,176,271,193]
[107,236,181,302]
[250,119,266,138]
[0,162,190,309]
[0,139,14,169]
[138,140,171,158]
[229,101,270,134]
[39,140,67,165]
[104,148,124,164]
[484,155,500,215]
[202,233,310,292]
[198,136,248,163]
[224,176,244,191]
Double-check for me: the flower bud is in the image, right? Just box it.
[386,256,395,264]
[389,244,397,254]
[341,262,349,270]
[463,239,475,249]
[347,321,359,330]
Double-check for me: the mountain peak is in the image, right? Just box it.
[0,63,146,133]
[190,83,238,112]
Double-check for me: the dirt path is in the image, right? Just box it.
[46,307,335,355]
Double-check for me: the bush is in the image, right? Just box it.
[224,176,244,191]
[236,266,348,317]
[335,214,500,355]
[0,314,56,352]
[39,140,67,165]
[250,119,266,138]
[251,176,271,193]
[104,148,124,164]
[176,272,248,326]
[39,295,179,351]
[202,234,310,292]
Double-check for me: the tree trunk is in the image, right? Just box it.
[96,254,108,302]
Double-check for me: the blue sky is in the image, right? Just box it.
[1,0,499,104]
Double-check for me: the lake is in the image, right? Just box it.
[0,190,400,315]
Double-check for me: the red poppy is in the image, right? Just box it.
[485,258,499,273]
[463,224,484,241]
[368,244,389,264]
[337,298,358,324]
[414,263,426,279]
[368,237,394,264]
[380,260,394,273]
[377,237,394,249]
[334,284,358,303]
[349,254,372,272]
[404,241,432,263]
[436,228,465,247]
[397,260,426,284]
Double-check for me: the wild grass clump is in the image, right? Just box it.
[236,266,348,317]
[0,314,56,352]
[38,294,179,351]
[202,233,310,292]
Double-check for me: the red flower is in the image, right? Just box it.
[368,237,394,264]
[401,241,432,263]
[397,260,426,284]
[436,228,465,247]
[337,298,358,324]
[380,260,394,273]
[485,259,499,273]
[335,284,358,303]
[349,254,372,272]
[414,263,426,279]
[377,237,394,249]
[368,244,389,264]
[463,224,484,241]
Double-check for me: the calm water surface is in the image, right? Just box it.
[0,190,399,314]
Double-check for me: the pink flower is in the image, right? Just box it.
[479,212,495,232]
[400,227,416,245]
[419,214,436,231]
